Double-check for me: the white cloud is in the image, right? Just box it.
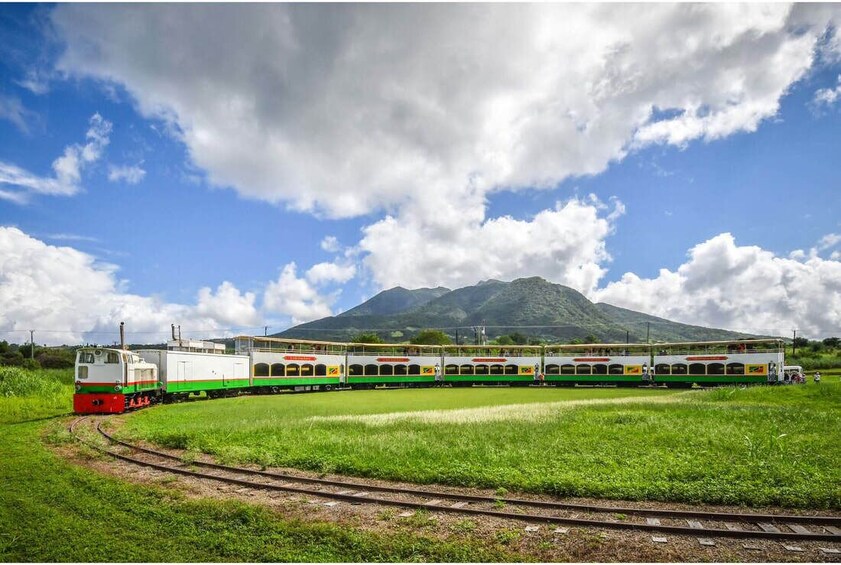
[818,233,841,251]
[305,261,356,285]
[196,281,260,327]
[360,195,622,294]
[108,163,146,184]
[593,233,841,338]
[263,263,335,324]
[320,236,340,253]
[0,227,263,345]
[0,113,111,203]
[0,93,34,133]
[50,4,839,221]
[48,4,841,293]
[814,75,841,107]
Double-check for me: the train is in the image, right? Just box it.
[72,324,786,414]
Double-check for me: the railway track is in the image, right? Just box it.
[69,416,841,545]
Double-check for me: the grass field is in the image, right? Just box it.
[0,368,514,562]
[120,384,841,509]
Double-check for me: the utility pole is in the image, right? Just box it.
[455,329,459,346]
[626,330,629,344]
[264,326,269,337]
[793,329,797,356]
[646,322,650,344]
[29,330,34,359]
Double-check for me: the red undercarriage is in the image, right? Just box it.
[73,393,153,414]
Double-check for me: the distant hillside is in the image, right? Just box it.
[339,286,450,317]
[277,277,759,343]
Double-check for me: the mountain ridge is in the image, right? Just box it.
[278,277,758,343]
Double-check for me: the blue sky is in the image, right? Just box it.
[1,3,840,345]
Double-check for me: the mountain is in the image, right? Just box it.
[338,286,450,317]
[276,277,758,343]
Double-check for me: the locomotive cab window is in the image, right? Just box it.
[105,351,119,364]
[78,351,95,364]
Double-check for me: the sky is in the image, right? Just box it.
[1,3,841,346]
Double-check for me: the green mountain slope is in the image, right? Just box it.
[277,277,760,343]
[339,286,450,317]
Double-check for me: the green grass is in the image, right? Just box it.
[120,384,841,509]
[0,370,516,562]
[0,367,73,424]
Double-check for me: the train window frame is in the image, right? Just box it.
[254,363,270,377]
[726,362,745,375]
[576,364,592,375]
[271,363,285,377]
[689,363,706,375]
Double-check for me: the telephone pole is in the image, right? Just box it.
[264,326,270,337]
[792,329,797,356]
[29,330,34,359]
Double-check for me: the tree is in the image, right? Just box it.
[411,329,452,345]
[349,332,384,344]
[822,337,840,348]
[509,332,529,345]
[494,335,515,346]
[584,334,600,344]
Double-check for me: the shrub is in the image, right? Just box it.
[21,358,40,370]
[0,367,63,397]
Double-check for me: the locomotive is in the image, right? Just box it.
[73,324,785,414]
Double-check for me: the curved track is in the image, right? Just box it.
[69,416,841,543]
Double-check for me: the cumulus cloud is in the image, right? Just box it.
[107,163,146,184]
[48,4,841,292]
[49,4,839,216]
[0,227,263,345]
[263,263,335,324]
[0,113,111,204]
[593,233,841,338]
[195,281,260,327]
[320,236,340,253]
[361,195,622,293]
[306,261,356,285]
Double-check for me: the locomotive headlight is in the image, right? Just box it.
[114,384,122,392]
[75,381,81,391]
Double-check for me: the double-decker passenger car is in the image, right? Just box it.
[652,339,783,387]
[236,336,346,392]
[442,345,542,386]
[345,342,442,388]
[542,343,652,386]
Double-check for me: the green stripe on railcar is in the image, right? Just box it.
[253,377,342,387]
[346,374,435,385]
[164,378,251,393]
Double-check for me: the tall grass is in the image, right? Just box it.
[0,367,72,424]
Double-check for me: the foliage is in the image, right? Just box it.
[36,350,75,369]
[823,337,840,348]
[411,329,453,345]
[122,384,841,509]
[0,368,72,424]
[349,332,384,344]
